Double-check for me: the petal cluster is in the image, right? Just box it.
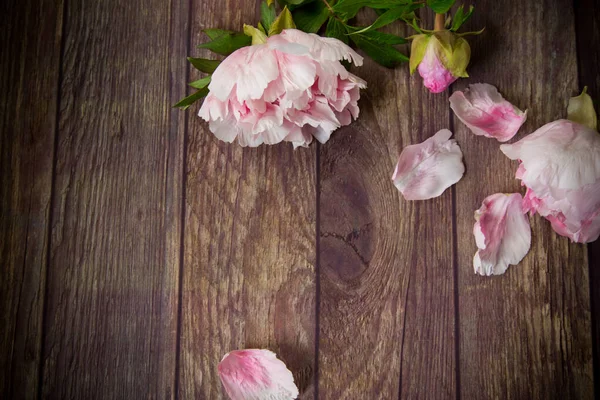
[218,349,299,400]
[500,119,600,243]
[392,129,465,200]
[450,83,527,142]
[199,29,366,148]
[473,193,532,276]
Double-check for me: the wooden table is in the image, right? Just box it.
[1,0,599,398]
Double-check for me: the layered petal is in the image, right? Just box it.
[473,193,531,276]
[449,83,527,142]
[218,349,299,400]
[417,44,457,94]
[392,129,465,200]
[273,29,363,65]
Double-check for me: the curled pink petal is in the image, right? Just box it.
[449,83,527,142]
[218,349,299,400]
[500,119,600,242]
[417,45,457,93]
[392,129,465,200]
[473,193,532,276]
[199,29,365,147]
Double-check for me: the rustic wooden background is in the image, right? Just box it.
[1,0,599,398]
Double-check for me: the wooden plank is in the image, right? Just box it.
[317,13,456,398]
[454,1,594,398]
[574,0,600,396]
[39,0,187,397]
[0,0,63,398]
[178,2,317,399]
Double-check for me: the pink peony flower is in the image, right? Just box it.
[500,119,600,243]
[410,32,471,94]
[449,83,527,142]
[199,29,366,148]
[473,193,531,276]
[218,349,299,400]
[392,129,465,200]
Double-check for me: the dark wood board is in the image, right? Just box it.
[574,0,600,397]
[38,0,187,398]
[454,0,594,398]
[317,12,457,398]
[0,0,63,398]
[177,2,317,399]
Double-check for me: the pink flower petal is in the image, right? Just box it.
[218,349,299,400]
[275,29,363,65]
[417,45,457,93]
[449,83,527,142]
[473,193,532,276]
[392,129,465,200]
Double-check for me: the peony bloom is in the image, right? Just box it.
[410,31,470,93]
[501,119,600,243]
[199,29,366,147]
[449,83,527,142]
[473,193,531,276]
[218,349,299,400]
[392,129,465,200]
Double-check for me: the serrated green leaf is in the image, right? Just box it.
[333,0,412,20]
[568,87,598,130]
[197,32,251,56]
[260,1,277,32]
[174,88,209,110]
[293,0,330,33]
[427,0,455,14]
[451,5,474,31]
[203,28,234,40]
[244,24,268,44]
[351,34,408,67]
[188,76,211,89]
[349,4,423,35]
[187,57,221,73]
[269,6,296,36]
[325,17,348,44]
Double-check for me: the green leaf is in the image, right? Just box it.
[351,34,408,67]
[187,57,221,73]
[333,0,412,20]
[279,0,310,6]
[325,17,348,44]
[269,6,297,36]
[409,34,430,73]
[244,24,268,45]
[568,87,598,130]
[293,0,330,33]
[349,4,423,35]
[188,76,211,89]
[203,28,234,40]
[427,0,455,14]
[362,30,407,45]
[197,31,251,56]
[174,88,209,110]
[260,0,277,32]
[450,5,474,31]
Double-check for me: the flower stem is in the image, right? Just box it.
[321,0,335,13]
[434,13,445,31]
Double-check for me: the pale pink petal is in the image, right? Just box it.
[276,29,363,65]
[392,129,465,200]
[473,193,531,276]
[275,51,317,100]
[417,46,457,93]
[208,116,244,144]
[449,83,527,142]
[218,349,299,400]
[198,94,228,122]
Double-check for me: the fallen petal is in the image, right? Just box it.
[450,83,527,142]
[473,193,531,276]
[218,349,299,400]
[392,129,465,200]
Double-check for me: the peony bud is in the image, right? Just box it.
[410,31,471,93]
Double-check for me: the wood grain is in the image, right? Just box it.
[0,0,63,398]
[39,0,187,397]
[574,0,600,397]
[317,12,456,398]
[454,1,594,398]
[178,2,317,399]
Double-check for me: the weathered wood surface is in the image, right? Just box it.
[0,0,598,399]
[178,2,317,398]
[454,0,594,398]
[0,0,63,399]
[38,0,187,397]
